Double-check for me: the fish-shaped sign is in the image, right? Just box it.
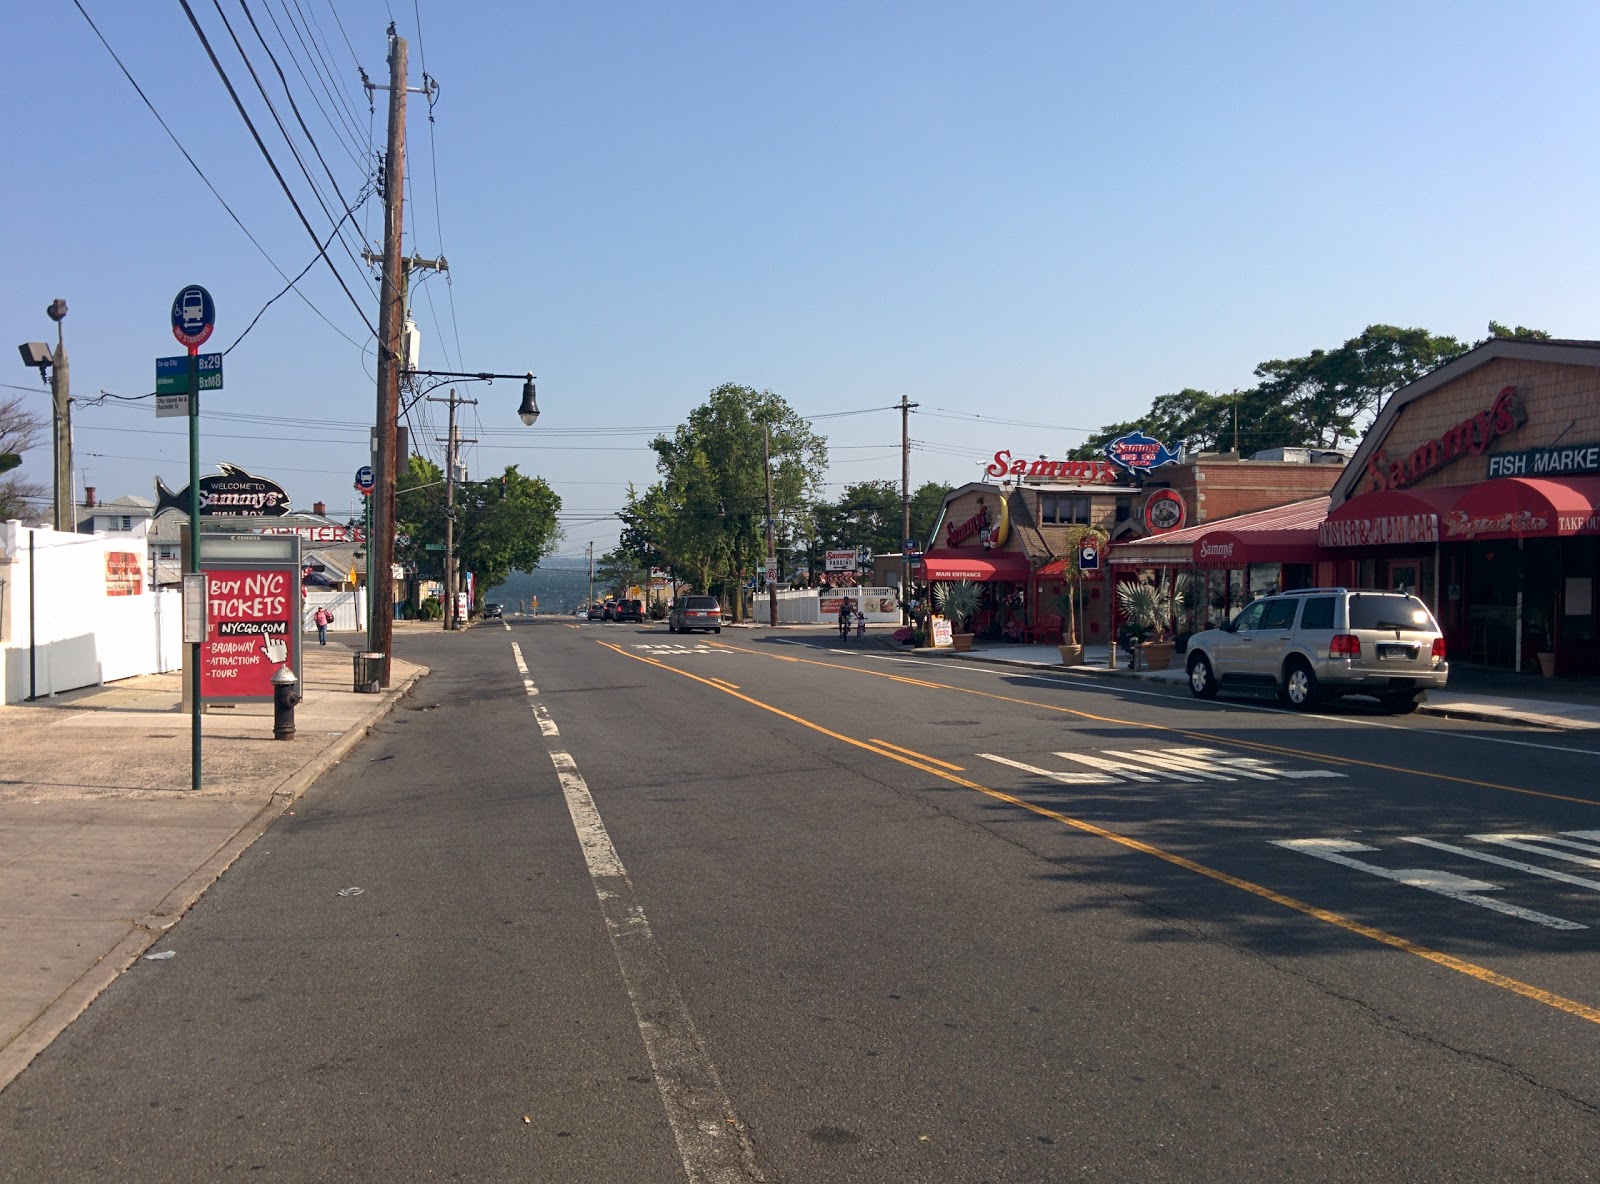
[154,463,293,518]
[1105,430,1181,475]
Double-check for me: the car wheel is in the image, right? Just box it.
[1281,659,1320,710]
[1381,693,1421,715]
[714,627,721,634]
[1187,654,1218,699]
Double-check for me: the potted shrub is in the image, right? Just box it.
[932,580,982,652]
[1052,526,1107,666]
[1116,577,1172,670]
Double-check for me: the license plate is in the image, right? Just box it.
[1377,644,1417,661]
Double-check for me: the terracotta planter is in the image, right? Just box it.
[952,632,974,652]
[1537,651,1556,678]
[1058,642,1083,666]
[1139,640,1175,671]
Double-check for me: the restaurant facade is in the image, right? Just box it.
[1316,339,1600,676]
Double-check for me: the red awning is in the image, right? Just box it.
[1445,475,1600,539]
[917,551,1032,582]
[1318,486,1457,547]
[1192,528,1323,567]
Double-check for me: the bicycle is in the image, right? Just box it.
[838,615,852,642]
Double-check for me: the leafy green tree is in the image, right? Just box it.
[910,480,952,549]
[0,395,45,522]
[1484,320,1552,343]
[647,383,827,618]
[396,456,562,605]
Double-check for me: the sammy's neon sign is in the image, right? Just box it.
[985,450,1117,482]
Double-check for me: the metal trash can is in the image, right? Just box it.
[353,652,385,693]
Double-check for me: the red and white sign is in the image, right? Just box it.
[260,525,365,543]
[984,450,1117,483]
[200,568,297,701]
[1142,488,1187,533]
[105,551,144,596]
[1363,386,1525,492]
[825,549,858,571]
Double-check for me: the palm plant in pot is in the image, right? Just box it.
[1115,575,1170,670]
[932,579,982,652]
[1052,526,1107,666]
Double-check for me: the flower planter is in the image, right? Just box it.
[1139,640,1175,671]
[1537,651,1556,678]
[1058,642,1083,666]
[952,632,974,653]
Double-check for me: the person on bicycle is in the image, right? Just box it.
[837,597,853,640]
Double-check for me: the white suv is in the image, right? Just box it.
[1184,588,1448,714]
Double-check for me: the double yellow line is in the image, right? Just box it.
[596,638,1600,1026]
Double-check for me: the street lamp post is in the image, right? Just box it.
[15,299,71,531]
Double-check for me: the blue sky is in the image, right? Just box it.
[5,2,1598,561]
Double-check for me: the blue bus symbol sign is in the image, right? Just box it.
[171,285,215,350]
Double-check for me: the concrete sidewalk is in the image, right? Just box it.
[0,635,427,1093]
[902,640,1600,731]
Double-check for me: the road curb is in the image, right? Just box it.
[0,665,429,1097]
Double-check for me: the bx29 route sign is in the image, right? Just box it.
[171,284,215,350]
[156,353,223,394]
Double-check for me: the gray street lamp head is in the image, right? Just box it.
[518,373,539,426]
[18,341,53,380]
[46,299,67,322]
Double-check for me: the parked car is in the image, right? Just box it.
[615,598,644,623]
[602,599,618,621]
[1183,587,1448,714]
[482,602,503,619]
[574,605,589,619]
[668,595,723,634]
[587,604,605,621]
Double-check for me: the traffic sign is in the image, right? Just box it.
[354,465,375,494]
[904,538,918,555]
[156,353,223,394]
[170,285,216,350]
[1079,541,1100,571]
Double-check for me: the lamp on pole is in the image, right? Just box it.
[16,299,71,531]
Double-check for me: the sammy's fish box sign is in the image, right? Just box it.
[154,463,292,518]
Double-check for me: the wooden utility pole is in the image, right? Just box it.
[428,388,476,630]
[765,422,778,627]
[47,301,71,533]
[370,29,407,687]
[899,395,918,622]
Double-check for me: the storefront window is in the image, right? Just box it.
[1467,541,1520,666]
[1041,494,1091,525]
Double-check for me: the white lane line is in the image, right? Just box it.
[1560,831,1600,852]
[1402,836,1600,892]
[1473,834,1600,869]
[1274,838,1584,930]
[977,753,1114,785]
[510,642,763,1183]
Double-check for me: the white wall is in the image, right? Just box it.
[302,589,365,633]
[751,587,902,625]
[0,520,169,703]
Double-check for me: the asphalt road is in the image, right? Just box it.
[5,617,1600,1182]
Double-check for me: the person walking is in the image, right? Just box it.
[313,605,331,646]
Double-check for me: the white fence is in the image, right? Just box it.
[750,586,902,626]
[0,521,182,704]
[301,590,365,634]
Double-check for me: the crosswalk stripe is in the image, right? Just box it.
[1052,751,1183,782]
[1402,836,1600,892]
[1106,749,1240,781]
[977,753,1114,785]
[1275,838,1585,930]
[1473,834,1600,869]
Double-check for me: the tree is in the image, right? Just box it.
[395,456,562,605]
[647,383,827,619]
[0,395,46,522]
[814,480,902,556]
[1484,321,1552,343]
[909,480,952,550]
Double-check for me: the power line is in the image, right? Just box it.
[70,0,367,350]
[177,0,378,337]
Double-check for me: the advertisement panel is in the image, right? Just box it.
[825,550,858,572]
[200,567,297,701]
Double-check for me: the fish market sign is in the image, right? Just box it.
[1105,431,1179,476]
[154,463,292,518]
[1487,441,1600,478]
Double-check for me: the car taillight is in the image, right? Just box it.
[1432,637,1446,661]
[1329,634,1361,658]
